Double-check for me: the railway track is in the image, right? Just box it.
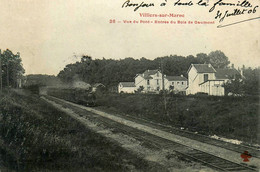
[106,112,260,159]
[44,96,258,171]
[88,114,258,172]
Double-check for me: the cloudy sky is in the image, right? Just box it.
[0,0,259,75]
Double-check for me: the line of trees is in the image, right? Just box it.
[0,49,25,90]
[57,50,259,96]
[57,50,231,87]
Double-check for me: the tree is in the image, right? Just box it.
[223,77,244,96]
[223,67,260,96]
[57,51,232,90]
[81,55,92,63]
[196,53,209,64]
[136,86,144,93]
[169,85,174,92]
[0,49,25,88]
[208,50,230,69]
[242,68,260,95]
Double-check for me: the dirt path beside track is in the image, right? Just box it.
[41,96,214,172]
[42,96,260,171]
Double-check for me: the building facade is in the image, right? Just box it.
[165,75,188,92]
[186,64,241,96]
[134,69,187,93]
[135,70,163,92]
[118,82,136,93]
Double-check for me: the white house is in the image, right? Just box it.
[118,82,136,93]
[134,69,187,93]
[135,69,162,92]
[165,75,188,92]
[186,64,241,96]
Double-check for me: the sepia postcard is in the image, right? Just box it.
[0,0,259,171]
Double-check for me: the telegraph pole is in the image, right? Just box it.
[161,58,167,114]
[0,49,2,92]
[6,62,9,88]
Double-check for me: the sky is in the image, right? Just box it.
[0,0,259,75]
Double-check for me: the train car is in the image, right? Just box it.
[47,87,96,107]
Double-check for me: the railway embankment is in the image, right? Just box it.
[0,90,165,171]
[95,93,259,146]
[43,95,260,171]
[46,88,259,146]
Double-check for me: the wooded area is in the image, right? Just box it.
[58,51,230,86]
[0,48,258,96]
[57,51,259,95]
[0,49,25,90]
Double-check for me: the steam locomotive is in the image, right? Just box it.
[46,87,96,107]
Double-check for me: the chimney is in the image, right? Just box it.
[231,64,234,69]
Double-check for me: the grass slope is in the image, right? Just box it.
[0,90,162,171]
[96,93,259,144]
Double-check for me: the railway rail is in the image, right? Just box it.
[96,116,257,171]
[44,95,258,171]
[107,112,260,159]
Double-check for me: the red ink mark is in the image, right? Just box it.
[240,151,252,162]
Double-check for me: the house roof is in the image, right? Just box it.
[166,76,187,81]
[143,69,159,76]
[215,68,241,79]
[136,69,160,80]
[119,82,135,87]
[189,64,216,73]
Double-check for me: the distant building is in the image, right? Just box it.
[135,69,187,93]
[118,69,187,93]
[186,64,241,96]
[215,68,242,82]
[118,82,136,93]
[165,75,188,92]
[135,69,162,92]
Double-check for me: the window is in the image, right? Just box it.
[177,82,180,85]
[157,79,159,85]
[157,87,160,91]
[172,82,174,85]
[182,82,184,85]
[157,72,159,77]
[204,74,208,82]
[147,80,150,85]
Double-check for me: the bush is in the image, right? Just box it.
[0,91,158,171]
[195,92,208,96]
[96,93,259,143]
